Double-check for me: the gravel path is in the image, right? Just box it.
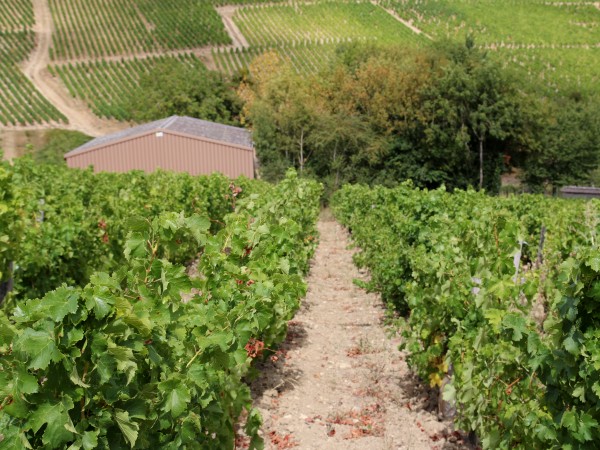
[245,212,467,449]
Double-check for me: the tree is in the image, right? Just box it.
[521,96,600,192]
[418,39,523,191]
[243,58,323,178]
[30,130,92,165]
[125,61,242,124]
[242,41,584,195]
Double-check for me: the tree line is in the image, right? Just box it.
[237,40,600,195]
[27,39,599,195]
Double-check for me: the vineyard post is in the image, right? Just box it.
[535,225,546,268]
[0,261,14,305]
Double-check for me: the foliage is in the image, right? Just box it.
[520,97,600,192]
[0,169,322,449]
[28,130,93,165]
[419,39,523,191]
[125,61,242,125]
[2,158,265,302]
[245,41,530,193]
[0,160,22,287]
[332,183,600,448]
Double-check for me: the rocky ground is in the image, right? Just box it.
[241,211,471,450]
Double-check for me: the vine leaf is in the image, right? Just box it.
[114,410,139,448]
[16,328,62,370]
[28,401,74,447]
[159,379,191,418]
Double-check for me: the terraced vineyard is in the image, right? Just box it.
[0,0,67,126]
[0,0,34,31]
[48,0,231,60]
[213,41,342,75]
[214,1,425,74]
[49,54,205,120]
[379,0,600,94]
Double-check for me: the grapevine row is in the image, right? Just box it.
[49,54,204,120]
[333,183,600,447]
[0,163,322,448]
[0,158,270,302]
[0,0,34,31]
[48,0,231,61]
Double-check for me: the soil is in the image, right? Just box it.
[217,6,250,49]
[242,211,469,450]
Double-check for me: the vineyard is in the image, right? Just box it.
[212,1,425,74]
[0,0,34,31]
[48,0,231,60]
[213,42,342,75]
[496,47,600,95]
[333,183,600,448]
[234,2,422,47]
[0,159,322,448]
[1,0,598,127]
[380,0,599,45]
[380,0,600,94]
[49,54,206,120]
[0,1,66,126]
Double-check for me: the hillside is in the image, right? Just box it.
[0,0,597,133]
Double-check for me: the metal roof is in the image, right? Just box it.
[65,116,253,158]
[560,186,600,195]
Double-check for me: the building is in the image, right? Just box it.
[560,186,600,200]
[64,116,255,178]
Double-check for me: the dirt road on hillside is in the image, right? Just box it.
[217,6,250,49]
[22,0,127,138]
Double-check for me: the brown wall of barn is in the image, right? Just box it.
[65,131,255,178]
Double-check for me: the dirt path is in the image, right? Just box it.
[22,0,127,138]
[0,131,18,160]
[246,213,467,449]
[49,47,217,68]
[217,6,250,49]
[372,1,432,39]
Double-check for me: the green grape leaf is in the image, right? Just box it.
[159,379,191,418]
[27,401,74,447]
[114,410,139,448]
[43,287,80,322]
[16,328,62,370]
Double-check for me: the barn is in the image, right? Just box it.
[64,116,255,178]
[560,186,600,200]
